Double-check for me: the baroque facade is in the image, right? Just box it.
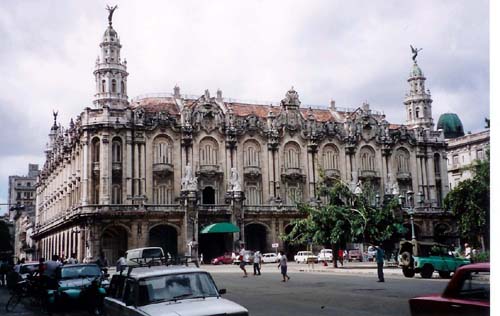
[34,12,455,263]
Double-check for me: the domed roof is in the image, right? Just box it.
[103,26,118,39]
[437,113,465,139]
[410,62,423,77]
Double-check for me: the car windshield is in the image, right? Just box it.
[138,272,219,305]
[60,265,101,279]
[142,248,163,258]
[20,264,39,274]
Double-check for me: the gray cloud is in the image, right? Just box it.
[0,0,489,213]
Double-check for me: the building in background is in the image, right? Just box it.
[33,9,456,264]
[8,164,39,261]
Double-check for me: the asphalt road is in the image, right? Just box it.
[0,264,448,316]
[210,264,448,316]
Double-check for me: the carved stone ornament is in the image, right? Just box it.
[181,162,198,191]
[229,167,242,192]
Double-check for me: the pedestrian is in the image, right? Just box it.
[277,252,290,282]
[253,251,261,275]
[373,244,385,282]
[0,260,7,286]
[96,251,109,268]
[464,243,472,259]
[116,251,127,274]
[239,248,248,277]
[67,252,78,264]
[338,248,344,267]
[200,253,204,265]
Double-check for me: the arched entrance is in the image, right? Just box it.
[283,225,304,260]
[244,223,267,252]
[434,223,451,245]
[101,225,128,264]
[202,186,215,204]
[149,225,178,257]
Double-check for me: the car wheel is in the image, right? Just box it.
[420,264,434,279]
[400,251,413,267]
[402,266,415,278]
[438,271,451,278]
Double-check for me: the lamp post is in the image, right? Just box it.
[399,191,424,241]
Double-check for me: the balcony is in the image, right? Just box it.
[281,167,305,181]
[324,168,340,179]
[358,169,380,179]
[198,204,231,214]
[153,162,174,175]
[396,171,412,180]
[244,205,298,213]
[197,164,222,177]
[243,165,261,178]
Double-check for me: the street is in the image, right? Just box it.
[0,262,448,316]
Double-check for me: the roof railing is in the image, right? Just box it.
[123,255,200,277]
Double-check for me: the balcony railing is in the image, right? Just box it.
[243,165,261,177]
[153,162,174,174]
[281,167,305,180]
[244,205,298,213]
[358,169,380,178]
[197,164,221,175]
[324,168,341,179]
[198,204,231,213]
[396,171,412,180]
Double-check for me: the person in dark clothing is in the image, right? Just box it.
[373,244,385,282]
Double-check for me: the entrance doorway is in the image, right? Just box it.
[101,225,128,263]
[199,233,232,264]
[149,225,178,257]
[244,223,267,252]
[202,186,215,204]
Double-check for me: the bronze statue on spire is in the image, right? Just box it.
[106,5,118,25]
[52,110,58,128]
[410,45,422,62]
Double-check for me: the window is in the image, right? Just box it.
[112,185,121,204]
[477,149,484,160]
[415,108,420,118]
[112,79,117,93]
[452,155,459,165]
[121,81,125,94]
[322,145,339,170]
[153,182,173,204]
[27,182,31,187]
[153,139,172,164]
[457,271,489,301]
[286,185,301,204]
[112,140,122,163]
[244,183,261,205]
[243,141,261,167]
[396,148,410,173]
[360,146,375,171]
[92,139,100,163]
[408,110,412,121]
[199,138,218,166]
[284,143,300,169]
[101,80,106,93]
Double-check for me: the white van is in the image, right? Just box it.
[125,247,165,266]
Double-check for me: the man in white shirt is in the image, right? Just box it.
[44,255,62,278]
[253,251,261,275]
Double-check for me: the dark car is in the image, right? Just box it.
[409,263,489,316]
[211,253,234,265]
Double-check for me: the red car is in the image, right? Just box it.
[211,253,234,265]
[409,263,489,316]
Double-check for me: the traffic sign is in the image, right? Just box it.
[272,243,279,248]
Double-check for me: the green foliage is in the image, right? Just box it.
[444,150,489,249]
[0,220,13,253]
[472,251,489,263]
[282,180,404,249]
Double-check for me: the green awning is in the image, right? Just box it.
[200,222,240,234]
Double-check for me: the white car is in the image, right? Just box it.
[104,265,248,316]
[261,253,279,263]
[294,251,318,264]
[317,249,333,262]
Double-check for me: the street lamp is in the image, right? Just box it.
[399,190,424,241]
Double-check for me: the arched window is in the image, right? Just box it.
[415,108,420,118]
[243,140,261,167]
[396,148,410,173]
[112,139,122,163]
[244,183,261,205]
[153,136,173,164]
[322,144,339,170]
[284,142,300,169]
[121,81,125,95]
[360,146,375,171]
[434,153,441,175]
[199,138,218,166]
[101,80,106,93]
[91,138,100,163]
[111,79,117,93]
[409,109,412,121]
[112,185,121,204]
[286,185,301,204]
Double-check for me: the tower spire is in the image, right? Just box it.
[93,6,129,109]
[404,46,433,129]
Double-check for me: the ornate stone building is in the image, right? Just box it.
[33,11,455,263]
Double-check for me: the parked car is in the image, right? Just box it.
[104,265,248,316]
[7,262,39,288]
[294,251,318,264]
[365,246,377,262]
[409,263,489,316]
[211,253,234,265]
[47,264,107,313]
[126,247,165,266]
[317,249,333,262]
[261,253,279,263]
[398,240,470,278]
[347,249,362,262]
[233,251,254,265]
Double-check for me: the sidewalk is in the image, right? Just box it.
[290,261,403,276]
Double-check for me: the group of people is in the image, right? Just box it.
[237,249,291,282]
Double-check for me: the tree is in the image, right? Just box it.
[282,180,405,264]
[0,220,13,259]
[444,150,490,250]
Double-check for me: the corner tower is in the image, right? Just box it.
[93,5,129,109]
[404,46,433,129]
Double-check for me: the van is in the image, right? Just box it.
[125,247,165,266]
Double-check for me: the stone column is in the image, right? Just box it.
[140,143,146,197]
[228,190,245,249]
[100,135,110,204]
[125,133,133,204]
[427,153,437,206]
[133,143,140,200]
[307,144,317,199]
[180,190,199,258]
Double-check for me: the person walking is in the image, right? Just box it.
[116,251,127,274]
[67,252,78,264]
[277,252,290,282]
[464,243,472,259]
[239,248,248,277]
[253,251,262,275]
[373,244,385,282]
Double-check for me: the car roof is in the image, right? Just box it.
[61,263,99,268]
[126,265,206,279]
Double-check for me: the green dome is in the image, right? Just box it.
[437,113,465,139]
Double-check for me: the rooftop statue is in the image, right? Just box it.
[106,5,118,25]
[410,45,422,62]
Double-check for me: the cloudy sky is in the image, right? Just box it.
[0,0,490,214]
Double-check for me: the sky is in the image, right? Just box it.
[0,0,491,215]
